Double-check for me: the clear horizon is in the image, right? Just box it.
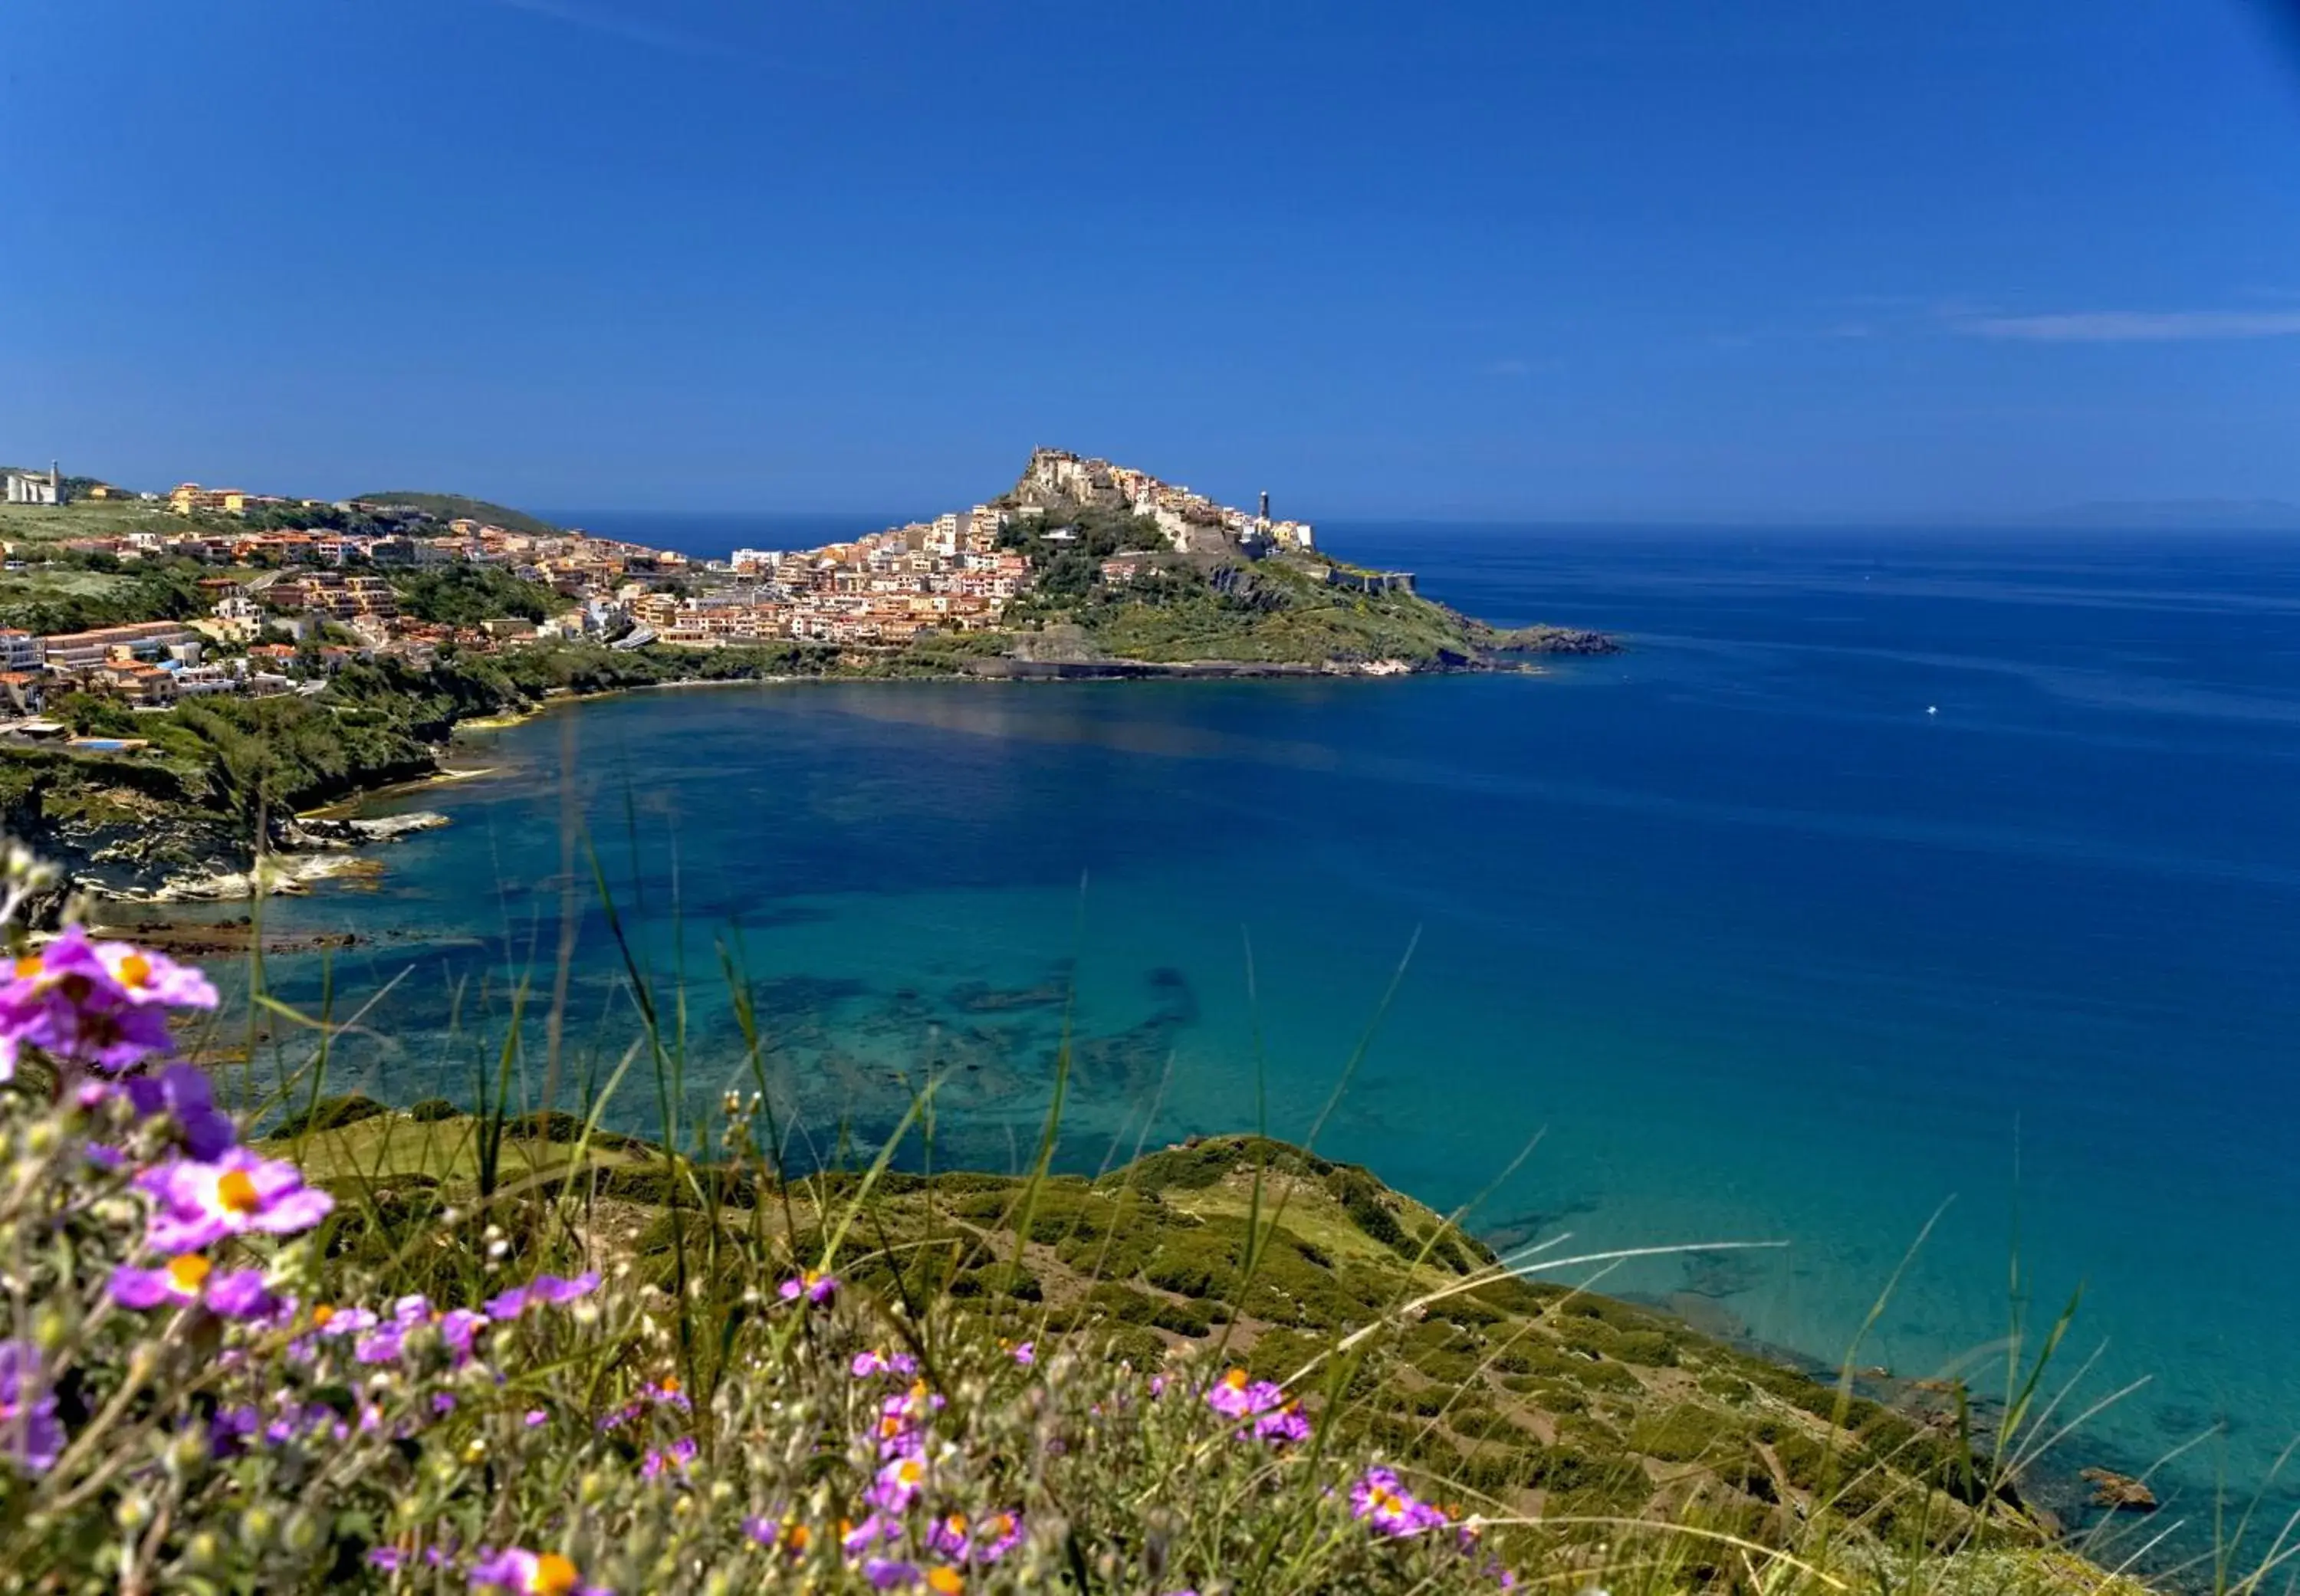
[5,1,2296,520]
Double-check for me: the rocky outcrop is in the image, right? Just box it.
[280,812,450,849]
[1482,625,1622,656]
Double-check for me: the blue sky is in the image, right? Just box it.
[4,0,2296,520]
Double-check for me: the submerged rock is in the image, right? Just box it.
[2081,1466,2159,1512]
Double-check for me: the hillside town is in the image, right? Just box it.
[0,450,1323,718]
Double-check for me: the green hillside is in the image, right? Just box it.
[350,491,560,535]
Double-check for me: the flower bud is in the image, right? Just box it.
[113,1493,153,1533]
[30,1306,67,1355]
[282,1509,323,1555]
[239,1504,277,1548]
[184,1530,222,1570]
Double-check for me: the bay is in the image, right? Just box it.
[228,522,2300,1529]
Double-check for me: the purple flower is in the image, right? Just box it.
[852,1349,893,1378]
[977,1511,1024,1563]
[1009,1340,1035,1368]
[1204,1368,1263,1418]
[0,1342,62,1473]
[355,1325,407,1364]
[121,1063,236,1159]
[108,1255,275,1319]
[875,1381,944,1457]
[1349,1466,1448,1536]
[641,1436,696,1480]
[307,1303,377,1341]
[926,1511,973,1560]
[89,936,220,1010]
[776,1268,836,1304]
[136,1149,334,1252]
[640,1377,689,1410]
[1253,1401,1312,1445]
[842,1512,900,1557]
[523,1408,548,1427]
[860,1558,921,1590]
[209,1404,259,1455]
[368,1548,405,1571]
[468,1547,605,1594]
[484,1270,600,1322]
[868,1452,930,1513]
[441,1308,488,1361]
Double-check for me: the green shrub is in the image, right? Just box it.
[274,1092,388,1138]
[1627,1404,1737,1463]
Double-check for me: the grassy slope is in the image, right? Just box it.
[1086,586,1480,665]
[271,1110,2098,1584]
[352,492,560,536]
[0,501,201,544]
[1076,560,1487,665]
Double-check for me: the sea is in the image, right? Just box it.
[216,517,2300,1553]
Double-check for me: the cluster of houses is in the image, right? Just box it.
[679,504,1029,646]
[0,619,296,717]
[0,451,1319,724]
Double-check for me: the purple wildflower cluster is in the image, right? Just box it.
[0,927,215,1078]
[1204,1365,1313,1444]
[0,923,615,1503]
[1350,1466,1453,1536]
[1348,1466,1520,1587]
[801,1342,1030,1590]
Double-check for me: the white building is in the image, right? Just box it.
[3,465,59,506]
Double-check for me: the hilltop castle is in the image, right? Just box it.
[1014,448,1316,557]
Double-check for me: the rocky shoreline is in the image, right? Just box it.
[84,813,451,905]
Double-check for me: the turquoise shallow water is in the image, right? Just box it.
[228,525,2300,1543]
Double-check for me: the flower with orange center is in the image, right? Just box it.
[136,1148,334,1253]
[108,1250,274,1318]
[470,1548,588,1595]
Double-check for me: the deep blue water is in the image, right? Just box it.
[229,524,2300,1537]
